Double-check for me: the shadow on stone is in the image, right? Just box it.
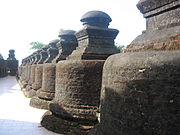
[88,51,180,135]
[41,106,95,135]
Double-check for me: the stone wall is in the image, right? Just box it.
[125,0,180,52]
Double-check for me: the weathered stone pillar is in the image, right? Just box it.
[20,46,48,95]
[18,58,27,88]
[27,45,49,93]
[24,50,43,97]
[22,52,37,97]
[30,30,78,109]
[88,1,180,135]
[88,51,180,135]
[21,56,32,89]
[28,50,44,97]
[41,10,119,135]
[29,39,59,108]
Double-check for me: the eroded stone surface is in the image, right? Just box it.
[41,10,119,135]
[30,30,77,110]
[28,40,59,102]
[30,63,56,109]
[30,96,52,110]
[23,50,41,97]
[137,0,178,14]
[51,60,104,122]
[89,51,180,135]
[32,64,43,90]
[41,111,93,135]
[68,11,119,60]
[125,0,180,52]
[68,26,119,60]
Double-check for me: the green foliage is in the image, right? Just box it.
[25,95,30,98]
[115,43,125,51]
[29,42,44,50]
[59,29,65,34]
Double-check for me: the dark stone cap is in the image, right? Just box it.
[42,45,49,51]
[58,30,76,37]
[9,49,15,53]
[80,10,112,28]
[49,39,60,46]
[137,0,178,13]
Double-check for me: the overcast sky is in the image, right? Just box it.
[0,0,145,62]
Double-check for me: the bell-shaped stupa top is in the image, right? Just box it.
[80,10,112,28]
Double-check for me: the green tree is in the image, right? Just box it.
[115,43,125,52]
[59,29,65,34]
[29,42,44,50]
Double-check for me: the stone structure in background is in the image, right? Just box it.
[88,1,180,135]
[30,30,77,110]
[6,49,18,76]
[24,50,43,97]
[30,49,43,96]
[29,39,59,108]
[0,53,7,77]
[26,45,49,93]
[19,45,49,92]
[41,11,119,135]
[52,30,77,63]
[125,0,180,52]
[19,55,32,89]
[22,52,38,97]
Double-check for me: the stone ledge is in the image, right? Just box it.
[30,96,52,110]
[144,1,180,18]
[41,111,94,135]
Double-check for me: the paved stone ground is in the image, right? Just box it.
[0,76,62,135]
